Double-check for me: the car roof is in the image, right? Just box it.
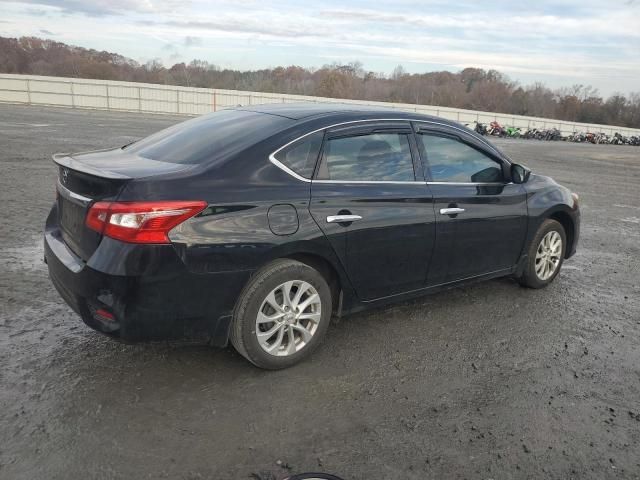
[232,102,447,123]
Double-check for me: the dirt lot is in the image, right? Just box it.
[1,104,639,480]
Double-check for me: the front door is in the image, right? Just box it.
[309,122,436,301]
[414,128,528,285]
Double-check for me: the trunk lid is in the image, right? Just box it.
[53,148,193,260]
[54,147,193,180]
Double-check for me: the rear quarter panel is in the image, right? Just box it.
[117,131,358,311]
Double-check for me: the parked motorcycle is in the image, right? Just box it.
[504,126,521,138]
[543,128,562,141]
[474,121,488,135]
[487,120,505,137]
[285,474,343,480]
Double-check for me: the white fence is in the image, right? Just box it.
[1,73,639,137]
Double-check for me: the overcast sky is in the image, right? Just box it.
[1,0,639,96]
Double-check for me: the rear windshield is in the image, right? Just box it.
[125,109,291,165]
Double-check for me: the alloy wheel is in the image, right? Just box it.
[535,230,562,280]
[255,280,321,356]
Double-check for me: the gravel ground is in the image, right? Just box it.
[1,104,639,480]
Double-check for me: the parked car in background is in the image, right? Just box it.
[45,104,580,369]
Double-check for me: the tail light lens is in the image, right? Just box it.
[86,200,207,244]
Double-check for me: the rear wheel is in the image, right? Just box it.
[518,219,566,288]
[230,259,332,369]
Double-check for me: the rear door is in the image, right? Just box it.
[309,121,436,301]
[414,125,528,285]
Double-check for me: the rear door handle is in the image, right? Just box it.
[440,207,465,215]
[326,214,363,223]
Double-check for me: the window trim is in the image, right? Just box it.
[270,156,312,183]
[268,118,509,184]
[324,121,413,139]
[415,129,509,185]
[270,130,324,181]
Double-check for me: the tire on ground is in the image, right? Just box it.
[518,218,566,289]
[230,259,332,369]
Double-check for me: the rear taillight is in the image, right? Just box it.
[86,200,207,244]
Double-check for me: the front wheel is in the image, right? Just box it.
[230,259,332,369]
[517,219,566,288]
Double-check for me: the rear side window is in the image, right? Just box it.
[273,131,323,179]
[418,134,503,183]
[318,133,415,181]
[125,109,291,165]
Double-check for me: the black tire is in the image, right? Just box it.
[518,219,566,289]
[230,259,332,369]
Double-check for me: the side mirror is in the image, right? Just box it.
[511,163,531,184]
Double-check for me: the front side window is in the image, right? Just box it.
[418,134,504,183]
[273,131,323,179]
[318,133,415,181]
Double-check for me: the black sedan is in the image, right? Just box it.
[45,104,580,369]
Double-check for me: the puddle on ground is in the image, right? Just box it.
[1,235,46,272]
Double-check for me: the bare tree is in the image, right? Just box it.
[1,35,639,128]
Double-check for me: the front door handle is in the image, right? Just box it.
[326,214,363,223]
[440,207,465,215]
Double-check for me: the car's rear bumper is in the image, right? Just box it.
[44,228,251,346]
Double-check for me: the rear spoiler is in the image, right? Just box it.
[52,152,132,180]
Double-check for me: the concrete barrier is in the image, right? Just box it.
[1,73,639,137]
